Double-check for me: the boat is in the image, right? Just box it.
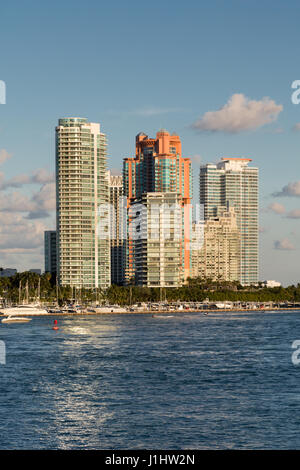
[2,316,32,323]
[0,304,49,316]
[152,314,174,318]
[47,307,63,313]
[87,305,128,313]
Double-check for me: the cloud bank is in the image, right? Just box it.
[0,149,12,165]
[268,202,286,214]
[274,238,295,251]
[272,181,300,197]
[192,94,283,133]
[0,150,56,270]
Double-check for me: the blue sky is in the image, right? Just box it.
[0,0,300,284]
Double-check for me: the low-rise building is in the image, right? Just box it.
[261,280,281,288]
[0,268,17,278]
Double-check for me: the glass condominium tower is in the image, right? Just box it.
[123,129,192,285]
[199,158,258,285]
[56,117,110,289]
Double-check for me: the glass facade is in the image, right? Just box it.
[56,118,110,289]
[123,130,192,286]
[199,158,259,285]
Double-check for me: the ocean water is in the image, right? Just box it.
[0,310,300,449]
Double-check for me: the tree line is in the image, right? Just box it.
[0,272,300,305]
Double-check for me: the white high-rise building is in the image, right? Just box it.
[199,158,258,285]
[56,117,110,289]
[132,192,183,288]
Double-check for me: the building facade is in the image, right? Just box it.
[0,268,17,278]
[192,207,240,282]
[108,172,125,285]
[44,230,57,275]
[199,158,258,285]
[123,130,192,286]
[132,192,183,287]
[56,117,110,289]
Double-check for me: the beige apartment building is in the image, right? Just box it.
[192,207,240,282]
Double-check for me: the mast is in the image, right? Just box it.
[38,277,40,302]
[56,276,59,306]
[25,280,29,304]
[19,280,22,304]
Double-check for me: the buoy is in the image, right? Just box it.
[52,319,59,330]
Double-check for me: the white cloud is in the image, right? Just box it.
[272,181,300,197]
[292,123,300,132]
[0,212,48,250]
[0,207,54,270]
[0,191,35,212]
[0,150,56,270]
[191,94,283,133]
[0,149,12,165]
[191,154,202,165]
[0,168,54,190]
[286,209,300,219]
[274,238,296,250]
[268,202,285,214]
[0,182,56,218]
[31,182,56,212]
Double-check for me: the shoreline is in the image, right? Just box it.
[1,306,300,317]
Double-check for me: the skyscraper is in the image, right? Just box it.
[123,130,192,286]
[133,192,183,287]
[108,171,125,285]
[56,117,110,289]
[199,158,258,285]
[44,230,57,275]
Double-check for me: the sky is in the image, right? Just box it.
[0,0,300,285]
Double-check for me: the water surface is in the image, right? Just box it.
[0,311,299,449]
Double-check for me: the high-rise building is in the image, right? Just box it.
[108,172,125,285]
[199,158,258,285]
[44,230,57,275]
[123,130,192,286]
[192,207,240,282]
[133,192,183,287]
[56,117,110,289]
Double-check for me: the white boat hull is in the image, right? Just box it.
[0,306,49,316]
[2,317,32,323]
[89,306,128,313]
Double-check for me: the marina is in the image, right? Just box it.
[1,301,300,318]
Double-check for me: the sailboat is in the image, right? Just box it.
[0,280,48,317]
